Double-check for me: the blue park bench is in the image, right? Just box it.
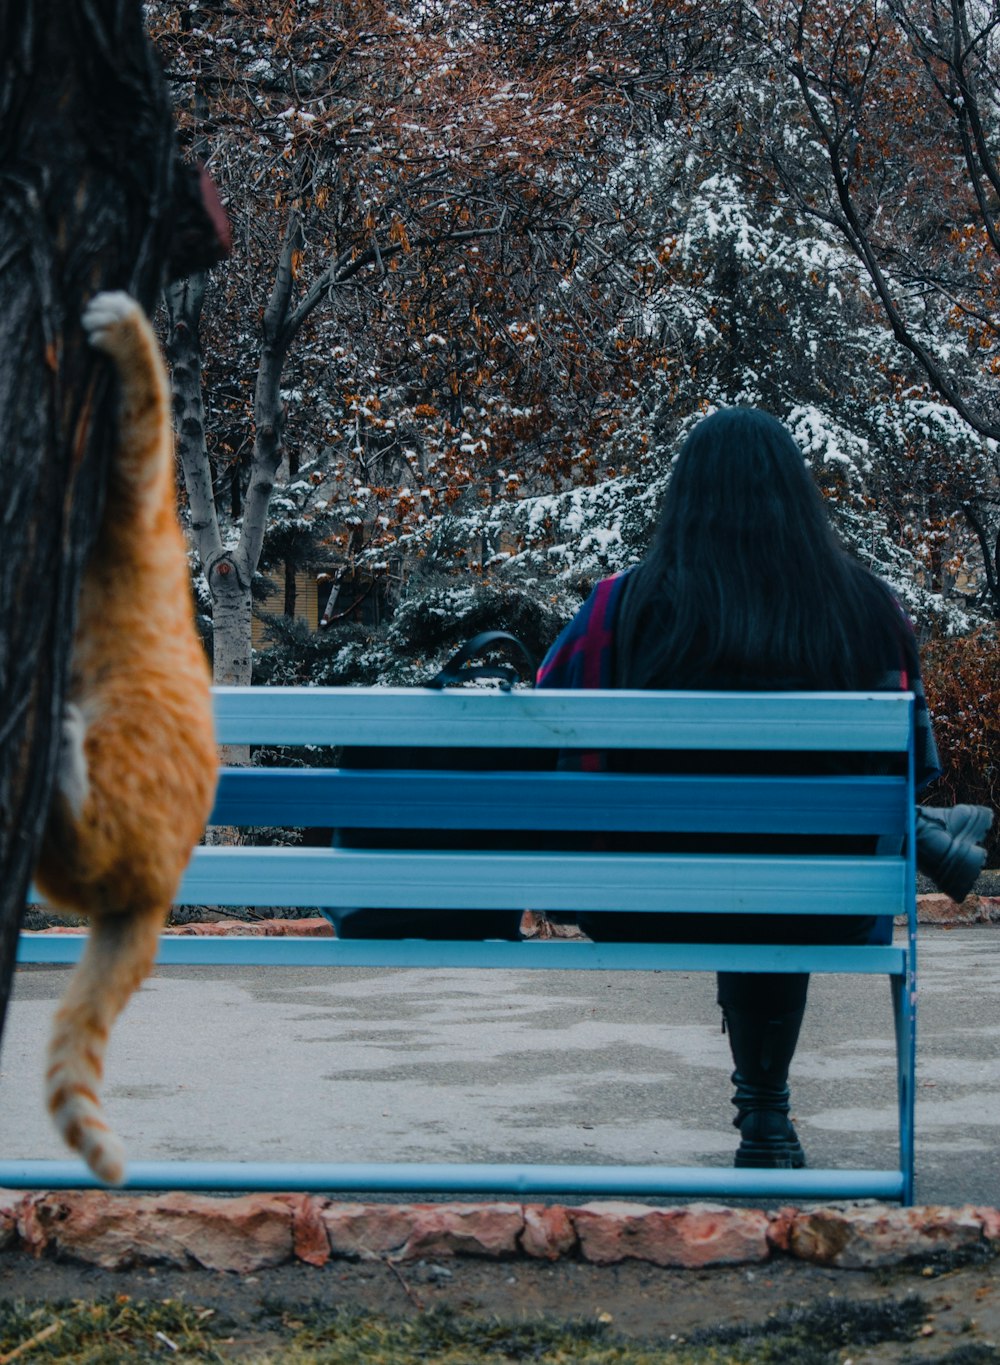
[12,685,918,1203]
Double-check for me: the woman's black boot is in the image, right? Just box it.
[722,1005,807,1169]
[916,805,993,904]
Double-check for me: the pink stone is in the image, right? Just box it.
[283,917,334,936]
[916,894,1000,925]
[970,1206,1000,1242]
[519,912,586,940]
[572,1201,769,1268]
[782,1205,986,1269]
[284,1195,331,1267]
[322,1202,523,1261]
[976,897,1000,924]
[0,1190,21,1251]
[16,1195,50,1257]
[917,893,976,923]
[520,1205,577,1260]
[397,1203,523,1260]
[765,1207,801,1254]
[163,917,333,937]
[152,1193,295,1272]
[322,1203,422,1259]
[24,1192,294,1272]
[20,926,84,936]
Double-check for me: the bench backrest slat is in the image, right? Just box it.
[211,770,911,836]
[212,686,914,751]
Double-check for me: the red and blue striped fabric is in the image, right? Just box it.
[536,571,628,692]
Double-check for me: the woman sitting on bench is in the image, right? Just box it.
[536,406,989,1170]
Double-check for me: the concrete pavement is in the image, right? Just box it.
[1,927,997,1207]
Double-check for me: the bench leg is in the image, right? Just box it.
[891,973,916,1205]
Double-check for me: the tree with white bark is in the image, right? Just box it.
[152,0,652,683]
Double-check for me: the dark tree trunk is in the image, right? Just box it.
[284,563,297,619]
[0,1,225,1047]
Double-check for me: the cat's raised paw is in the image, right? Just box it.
[83,291,141,353]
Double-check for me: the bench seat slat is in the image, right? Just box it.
[213,685,914,751]
[177,847,906,916]
[18,933,908,974]
[211,770,910,835]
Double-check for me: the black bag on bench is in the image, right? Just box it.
[329,634,544,941]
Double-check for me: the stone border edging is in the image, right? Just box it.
[0,1193,997,1274]
[24,918,336,938]
[22,896,1000,937]
[916,894,1000,925]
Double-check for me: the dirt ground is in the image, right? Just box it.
[1,1245,999,1361]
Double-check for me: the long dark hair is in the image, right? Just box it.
[616,407,904,690]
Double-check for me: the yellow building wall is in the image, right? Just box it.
[252,571,321,649]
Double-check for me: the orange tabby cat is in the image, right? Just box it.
[34,291,218,1185]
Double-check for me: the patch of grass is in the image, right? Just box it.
[262,1307,624,1363]
[923,1347,1000,1365]
[0,1293,936,1364]
[906,1243,997,1276]
[685,1295,928,1363]
[0,1297,232,1362]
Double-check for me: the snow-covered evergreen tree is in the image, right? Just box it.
[151,0,996,687]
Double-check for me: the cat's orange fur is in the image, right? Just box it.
[34,292,218,1185]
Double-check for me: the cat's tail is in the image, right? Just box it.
[45,907,165,1186]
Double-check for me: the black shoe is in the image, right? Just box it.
[722,1003,808,1170]
[733,1106,806,1169]
[916,805,993,903]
